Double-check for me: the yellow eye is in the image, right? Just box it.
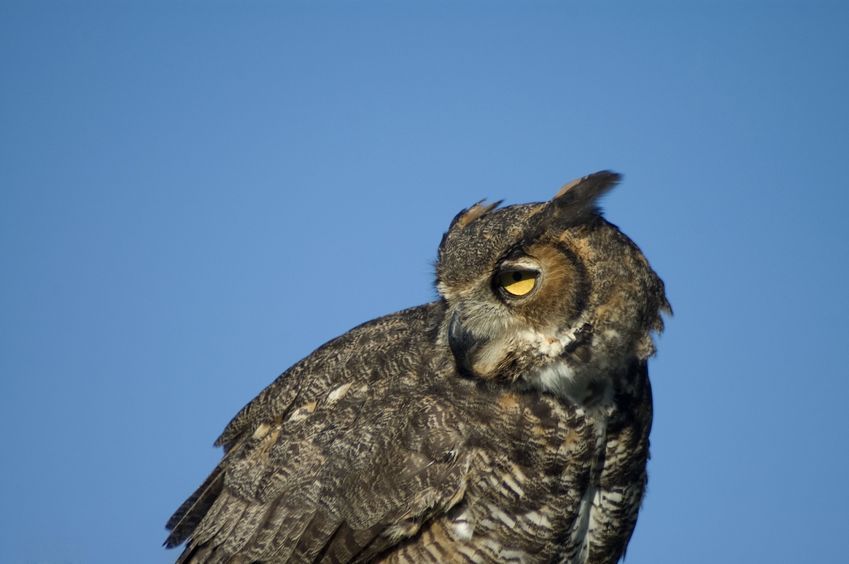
[497,270,538,297]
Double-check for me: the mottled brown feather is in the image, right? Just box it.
[166,171,669,564]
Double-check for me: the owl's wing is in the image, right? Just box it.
[168,383,467,563]
[165,304,466,562]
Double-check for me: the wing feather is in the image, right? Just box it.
[171,384,468,562]
[166,304,455,562]
[164,466,224,548]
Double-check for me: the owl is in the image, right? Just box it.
[165,171,670,564]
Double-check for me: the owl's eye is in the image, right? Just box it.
[497,270,539,297]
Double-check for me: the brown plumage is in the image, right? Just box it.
[165,171,670,563]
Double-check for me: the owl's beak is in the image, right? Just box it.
[448,311,488,376]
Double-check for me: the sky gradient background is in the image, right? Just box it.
[2,2,848,563]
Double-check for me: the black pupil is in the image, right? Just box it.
[511,272,523,282]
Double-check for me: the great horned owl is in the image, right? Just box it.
[165,171,670,564]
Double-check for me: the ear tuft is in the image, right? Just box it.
[549,170,622,222]
[449,199,503,231]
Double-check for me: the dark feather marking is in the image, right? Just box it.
[236,495,286,560]
[302,519,344,563]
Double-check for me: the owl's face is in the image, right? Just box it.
[436,172,668,405]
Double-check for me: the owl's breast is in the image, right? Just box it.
[384,390,617,564]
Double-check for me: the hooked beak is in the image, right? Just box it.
[448,310,489,376]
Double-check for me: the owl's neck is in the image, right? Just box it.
[519,323,633,409]
[523,359,614,408]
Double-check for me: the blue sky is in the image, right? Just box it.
[2,2,848,563]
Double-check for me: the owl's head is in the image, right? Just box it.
[436,171,670,405]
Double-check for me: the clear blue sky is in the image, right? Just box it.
[2,2,847,563]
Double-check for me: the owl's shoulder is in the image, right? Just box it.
[215,300,448,449]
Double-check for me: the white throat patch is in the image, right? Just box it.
[517,322,612,406]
